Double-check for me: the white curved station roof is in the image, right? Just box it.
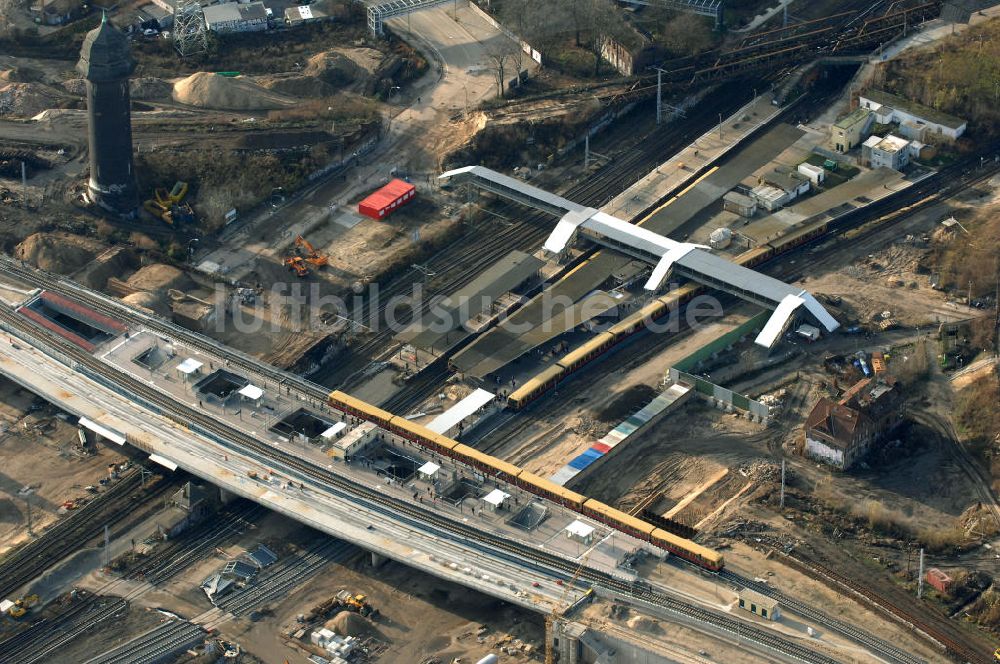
[439,166,839,347]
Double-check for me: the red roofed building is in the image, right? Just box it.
[925,568,952,594]
[358,179,416,220]
[803,375,904,469]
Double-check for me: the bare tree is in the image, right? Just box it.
[660,13,714,56]
[0,0,15,36]
[486,40,514,98]
[498,0,545,87]
[579,0,628,77]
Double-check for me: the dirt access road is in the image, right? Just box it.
[195,1,535,280]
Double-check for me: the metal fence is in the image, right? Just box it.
[669,368,770,421]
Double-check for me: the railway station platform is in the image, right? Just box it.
[439,96,818,380]
[442,166,839,377]
[743,166,909,245]
[0,316,640,615]
[395,249,544,356]
[602,93,785,224]
[551,383,692,487]
[638,123,805,239]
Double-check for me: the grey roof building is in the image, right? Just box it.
[203,1,268,32]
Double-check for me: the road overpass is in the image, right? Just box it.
[0,258,925,664]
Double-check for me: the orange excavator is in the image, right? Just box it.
[294,235,328,268]
[284,256,309,278]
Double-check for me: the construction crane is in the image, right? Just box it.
[294,235,328,268]
[546,550,593,664]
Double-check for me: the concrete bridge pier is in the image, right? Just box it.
[370,551,388,568]
[219,487,239,503]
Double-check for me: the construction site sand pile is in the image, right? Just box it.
[258,74,336,99]
[326,611,376,638]
[334,48,383,77]
[126,263,195,292]
[304,51,364,89]
[0,83,64,118]
[173,72,297,111]
[64,77,172,100]
[122,291,170,317]
[130,77,173,100]
[62,78,86,96]
[626,615,662,633]
[15,233,105,273]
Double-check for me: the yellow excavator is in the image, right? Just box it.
[8,594,39,618]
[143,181,194,225]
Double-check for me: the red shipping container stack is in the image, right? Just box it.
[925,568,952,594]
[358,178,416,220]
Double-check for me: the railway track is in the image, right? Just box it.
[129,500,265,586]
[0,500,264,663]
[1,596,129,664]
[718,568,924,664]
[207,537,354,622]
[0,469,170,598]
[83,619,205,664]
[0,293,922,664]
[315,81,767,391]
[779,553,993,664]
[908,411,1000,533]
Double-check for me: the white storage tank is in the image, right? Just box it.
[476,655,499,664]
[709,227,733,249]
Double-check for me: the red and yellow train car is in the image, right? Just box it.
[516,469,586,509]
[652,528,724,571]
[328,389,726,572]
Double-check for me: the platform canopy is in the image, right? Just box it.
[418,461,440,478]
[320,422,348,439]
[482,488,510,507]
[78,416,126,445]
[439,165,840,348]
[238,384,264,401]
[426,388,495,434]
[565,520,595,539]
[176,358,203,375]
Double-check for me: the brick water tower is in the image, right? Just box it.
[77,14,139,216]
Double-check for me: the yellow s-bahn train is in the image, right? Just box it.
[507,216,832,410]
[328,391,725,572]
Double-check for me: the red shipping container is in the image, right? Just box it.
[358,178,416,220]
[925,568,952,594]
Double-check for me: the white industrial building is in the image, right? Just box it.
[203,1,268,32]
[861,134,920,171]
[751,170,810,212]
[859,90,966,141]
[284,4,326,26]
[796,163,825,186]
[327,421,376,460]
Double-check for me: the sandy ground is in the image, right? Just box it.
[229,555,542,664]
[478,305,760,477]
[73,510,541,663]
[196,2,528,283]
[0,376,123,556]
